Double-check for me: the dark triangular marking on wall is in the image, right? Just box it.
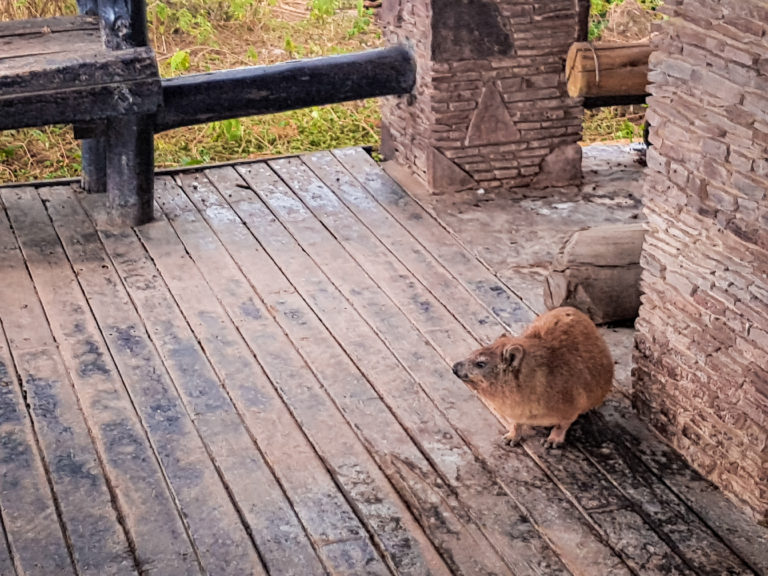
[432,0,513,62]
[466,83,520,147]
[429,147,477,193]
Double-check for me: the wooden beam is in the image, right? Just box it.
[566,41,651,101]
[155,44,415,132]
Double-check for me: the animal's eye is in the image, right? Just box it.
[474,361,487,369]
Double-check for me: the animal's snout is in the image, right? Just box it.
[452,361,466,380]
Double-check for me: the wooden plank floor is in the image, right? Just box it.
[0,148,765,576]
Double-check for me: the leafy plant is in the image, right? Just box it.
[347,0,373,37]
[169,49,191,74]
[311,0,338,19]
[284,36,304,57]
[582,106,645,143]
[588,0,664,40]
[208,119,244,143]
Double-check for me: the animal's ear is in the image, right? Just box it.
[497,332,510,341]
[502,344,524,370]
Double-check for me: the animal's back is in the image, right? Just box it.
[523,306,613,408]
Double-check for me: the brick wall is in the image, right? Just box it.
[634,0,768,522]
[380,0,584,194]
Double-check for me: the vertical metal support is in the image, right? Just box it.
[81,138,107,193]
[106,115,154,226]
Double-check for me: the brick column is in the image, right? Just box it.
[380,0,584,194]
[634,0,768,523]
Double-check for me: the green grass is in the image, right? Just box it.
[0,0,657,182]
[155,101,381,168]
[0,0,383,182]
[582,106,646,144]
[589,0,663,40]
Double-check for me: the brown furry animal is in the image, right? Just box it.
[452,306,613,448]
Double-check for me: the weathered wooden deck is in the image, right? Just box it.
[0,148,765,576]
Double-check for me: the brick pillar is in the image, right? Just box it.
[380,0,584,194]
[634,0,768,523]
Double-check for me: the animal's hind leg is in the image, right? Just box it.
[543,419,576,449]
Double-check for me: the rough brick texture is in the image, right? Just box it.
[380,0,583,194]
[634,0,768,522]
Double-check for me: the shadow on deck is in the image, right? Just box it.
[0,148,764,576]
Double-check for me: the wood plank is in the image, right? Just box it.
[0,318,72,576]
[301,151,502,345]
[0,29,102,60]
[148,175,449,576]
[23,188,264,576]
[570,421,755,575]
[601,399,768,575]
[0,47,158,95]
[269,156,481,363]
[178,169,520,576]
[0,15,98,38]
[105,182,396,576]
[0,510,16,576]
[273,156,479,358]
[206,164,572,576]
[122,215,392,576]
[333,147,536,334]
[232,158,635,576]
[0,189,137,576]
[523,438,693,575]
[328,150,763,575]
[70,196,325,576]
[0,80,161,132]
[2,187,202,576]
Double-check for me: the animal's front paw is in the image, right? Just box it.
[502,431,523,446]
[499,433,522,452]
[541,437,564,450]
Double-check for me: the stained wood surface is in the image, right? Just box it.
[0,15,160,131]
[0,149,763,576]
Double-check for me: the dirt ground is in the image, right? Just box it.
[388,143,647,396]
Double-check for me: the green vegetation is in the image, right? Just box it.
[589,0,663,40]
[0,0,383,182]
[0,0,659,182]
[582,106,646,144]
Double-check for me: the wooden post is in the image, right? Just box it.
[100,0,156,225]
[106,115,154,226]
[77,0,105,194]
[81,138,107,194]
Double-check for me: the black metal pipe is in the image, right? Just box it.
[154,44,415,133]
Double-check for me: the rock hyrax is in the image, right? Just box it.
[452,306,613,448]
